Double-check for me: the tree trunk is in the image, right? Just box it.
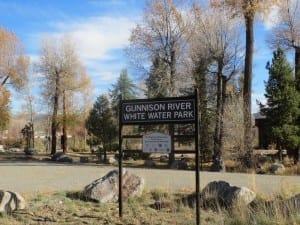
[31,122,34,148]
[0,76,9,88]
[212,66,225,172]
[213,71,222,161]
[104,148,107,162]
[168,124,175,165]
[295,47,300,91]
[297,147,300,164]
[51,100,58,155]
[243,13,254,168]
[62,90,67,153]
[168,48,176,165]
[295,47,300,163]
[219,76,227,160]
[51,71,60,155]
[198,69,209,165]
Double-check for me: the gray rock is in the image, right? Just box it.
[159,155,169,162]
[270,163,285,174]
[107,157,116,164]
[84,169,144,203]
[51,152,65,161]
[9,148,21,152]
[80,156,89,163]
[210,159,226,172]
[51,152,73,163]
[0,145,5,152]
[24,147,37,155]
[201,181,256,207]
[170,160,188,170]
[57,156,73,163]
[144,159,156,167]
[0,190,26,213]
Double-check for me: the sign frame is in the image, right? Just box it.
[118,90,200,225]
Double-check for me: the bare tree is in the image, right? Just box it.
[77,69,93,150]
[128,0,191,164]
[0,27,29,130]
[38,35,86,154]
[211,0,279,168]
[0,27,29,90]
[128,0,191,96]
[191,5,243,170]
[188,8,212,165]
[222,83,245,162]
[0,87,10,130]
[270,0,300,91]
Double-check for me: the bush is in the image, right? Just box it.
[2,139,23,149]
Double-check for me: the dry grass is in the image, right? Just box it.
[224,195,300,225]
[1,188,299,225]
[1,190,197,225]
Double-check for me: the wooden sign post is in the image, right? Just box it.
[119,90,200,225]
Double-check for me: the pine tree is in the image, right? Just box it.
[145,54,168,98]
[110,69,137,117]
[260,48,300,160]
[85,95,117,161]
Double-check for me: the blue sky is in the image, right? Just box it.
[0,0,288,113]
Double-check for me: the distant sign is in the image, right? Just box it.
[121,97,195,124]
[143,133,171,153]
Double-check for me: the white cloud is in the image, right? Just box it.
[52,16,135,61]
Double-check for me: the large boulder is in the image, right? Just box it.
[80,156,89,163]
[0,145,5,152]
[159,155,169,163]
[24,147,37,156]
[210,159,226,172]
[170,160,189,170]
[58,156,73,163]
[51,152,73,163]
[9,148,21,152]
[144,159,156,167]
[201,181,256,207]
[270,163,285,174]
[84,169,144,203]
[107,157,117,165]
[0,190,26,213]
[51,152,65,161]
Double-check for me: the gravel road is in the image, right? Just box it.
[0,162,299,196]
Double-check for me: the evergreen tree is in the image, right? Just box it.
[260,48,300,161]
[85,95,117,161]
[110,69,137,117]
[145,54,168,98]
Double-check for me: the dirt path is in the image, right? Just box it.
[0,162,299,196]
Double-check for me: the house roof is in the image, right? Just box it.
[253,112,266,120]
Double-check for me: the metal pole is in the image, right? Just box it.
[195,89,200,225]
[118,96,123,218]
